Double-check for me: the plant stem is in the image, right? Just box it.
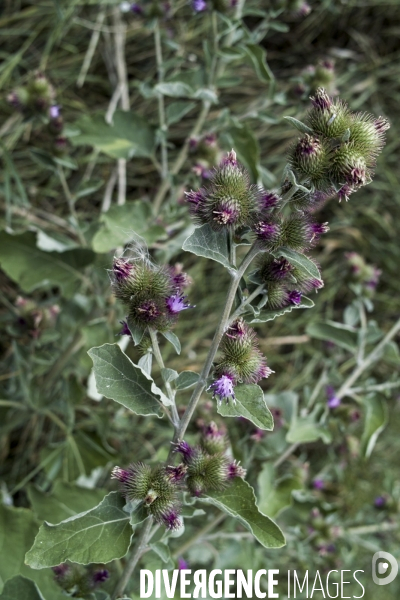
[172,244,262,447]
[149,328,180,429]
[229,283,265,324]
[112,517,153,600]
[57,165,86,246]
[154,20,168,181]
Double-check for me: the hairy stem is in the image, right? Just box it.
[154,20,168,181]
[149,328,180,429]
[172,243,262,448]
[112,517,153,600]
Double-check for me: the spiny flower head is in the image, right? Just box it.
[169,263,192,291]
[307,88,352,138]
[111,254,193,331]
[256,256,293,283]
[165,464,188,483]
[185,448,230,496]
[112,463,182,530]
[288,134,328,184]
[279,213,329,252]
[201,421,227,454]
[210,319,272,400]
[349,113,390,162]
[326,385,340,409]
[253,220,281,247]
[185,150,263,232]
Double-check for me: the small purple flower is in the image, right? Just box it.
[338,184,354,202]
[374,117,390,134]
[374,496,386,508]
[254,221,280,241]
[137,300,160,322]
[322,59,335,71]
[111,466,131,483]
[130,2,143,14]
[310,88,332,111]
[260,191,280,211]
[212,204,240,226]
[227,460,246,479]
[93,569,109,584]
[308,221,329,243]
[208,374,236,405]
[364,267,381,290]
[169,264,192,292]
[220,149,238,167]
[251,428,265,442]
[118,319,131,337]
[226,319,247,339]
[165,464,187,483]
[203,133,217,146]
[162,507,182,530]
[54,136,68,150]
[178,557,189,570]
[270,258,293,280]
[326,385,341,409]
[166,294,194,314]
[7,91,22,109]
[288,290,302,305]
[313,479,325,490]
[346,166,367,187]
[52,564,69,578]
[113,258,133,281]
[49,105,60,119]
[185,189,206,211]
[172,440,195,462]
[297,135,322,156]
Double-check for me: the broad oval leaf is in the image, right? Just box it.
[217,384,274,430]
[25,492,132,569]
[0,231,94,298]
[199,478,285,549]
[70,110,155,160]
[0,576,45,600]
[175,371,199,390]
[182,224,230,269]
[161,331,181,355]
[88,343,167,416]
[306,321,358,351]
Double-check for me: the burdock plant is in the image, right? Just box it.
[26,89,390,600]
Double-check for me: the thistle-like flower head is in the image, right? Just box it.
[208,374,236,405]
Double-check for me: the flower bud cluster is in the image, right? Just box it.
[185,150,264,231]
[173,422,246,496]
[111,255,193,333]
[293,60,337,100]
[7,71,68,153]
[345,252,381,297]
[254,255,323,310]
[52,562,109,596]
[112,424,245,525]
[288,88,389,201]
[112,463,184,530]
[208,319,272,404]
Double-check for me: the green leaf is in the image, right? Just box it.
[257,464,303,518]
[70,110,155,160]
[283,116,314,135]
[92,201,164,253]
[243,44,274,83]
[166,101,196,125]
[161,368,178,383]
[0,505,38,592]
[88,343,166,416]
[0,576,45,600]
[0,232,94,298]
[161,331,181,355]
[182,224,230,269]
[127,319,145,346]
[306,321,358,352]
[149,542,171,563]
[250,296,314,323]
[286,401,331,444]
[361,395,388,458]
[175,371,199,390]
[199,478,285,549]
[154,82,193,98]
[27,482,107,525]
[217,384,274,430]
[272,247,321,281]
[25,492,132,569]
